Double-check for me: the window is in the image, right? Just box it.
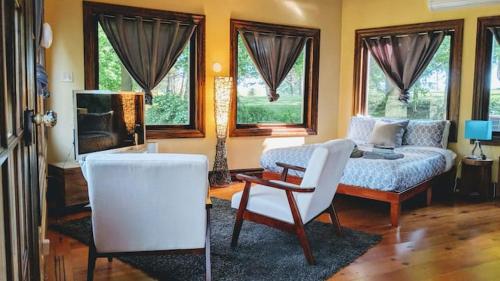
[83,2,205,138]
[237,36,306,125]
[230,19,319,137]
[353,20,463,142]
[366,36,450,120]
[473,16,500,145]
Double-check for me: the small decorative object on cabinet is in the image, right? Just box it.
[459,157,493,200]
[47,162,88,215]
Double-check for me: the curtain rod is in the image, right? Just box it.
[238,29,312,39]
[98,14,196,26]
[364,30,452,40]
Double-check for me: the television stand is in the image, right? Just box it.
[48,143,157,215]
[48,161,88,215]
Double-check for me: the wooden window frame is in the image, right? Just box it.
[472,16,500,145]
[229,19,320,137]
[353,19,464,142]
[83,1,205,139]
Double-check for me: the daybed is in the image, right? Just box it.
[260,117,457,227]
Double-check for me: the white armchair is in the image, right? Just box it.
[82,153,212,281]
[231,139,354,265]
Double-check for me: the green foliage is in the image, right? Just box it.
[98,25,123,91]
[145,93,189,125]
[237,95,303,124]
[237,36,260,87]
[490,38,500,118]
[490,90,500,116]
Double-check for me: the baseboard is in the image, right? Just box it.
[208,168,264,182]
[229,168,264,181]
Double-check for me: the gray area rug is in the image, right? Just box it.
[51,198,381,281]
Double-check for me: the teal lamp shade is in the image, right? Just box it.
[464,120,493,140]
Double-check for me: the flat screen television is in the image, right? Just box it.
[73,90,145,159]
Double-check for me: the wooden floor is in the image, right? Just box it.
[45,183,500,281]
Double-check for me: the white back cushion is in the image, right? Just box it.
[297,139,355,222]
[300,147,329,189]
[83,153,208,253]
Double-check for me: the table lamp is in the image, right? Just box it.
[464,120,492,160]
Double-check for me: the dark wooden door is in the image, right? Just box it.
[0,0,49,280]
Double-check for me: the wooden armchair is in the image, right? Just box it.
[230,139,355,265]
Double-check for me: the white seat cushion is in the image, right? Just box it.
[231,184,297,223]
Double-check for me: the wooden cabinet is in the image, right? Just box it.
[459,158,493,200]
[48,162,88,214]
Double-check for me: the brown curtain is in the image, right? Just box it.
[99,15,195,104]
[488,27,500,80]
[364,31,445,102]
[239,30,307,102]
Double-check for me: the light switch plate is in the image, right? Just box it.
[62,71,73,82]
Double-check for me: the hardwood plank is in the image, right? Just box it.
[46,183,500,281]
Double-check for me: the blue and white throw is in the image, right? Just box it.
[260,144,451,192]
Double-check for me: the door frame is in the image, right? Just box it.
[0,0,43,280]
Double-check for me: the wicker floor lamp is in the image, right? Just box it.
[209,76,233,187]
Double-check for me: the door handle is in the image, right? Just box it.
[32,110,57,127]
[24,110,57,146]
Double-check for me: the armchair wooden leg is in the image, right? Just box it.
[295,224,315,265]
[231,215,243,249]
[328,203,343,237]
[205,208,212,281]
[231,182,251,248]
[286,190,315,265]
[87,235,97,281]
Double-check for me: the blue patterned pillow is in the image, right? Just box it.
[347,116,376,143]
[403,120,446,147]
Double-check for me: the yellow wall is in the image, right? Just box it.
[339,0,500,178]
[47,0,500,175]
[44,0,342,169]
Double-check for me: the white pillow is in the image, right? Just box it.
[368,120,408,147]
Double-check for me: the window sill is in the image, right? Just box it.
[230,126,317,137]
[146,128,205,139]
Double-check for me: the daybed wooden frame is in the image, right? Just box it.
[263,169,440,227]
